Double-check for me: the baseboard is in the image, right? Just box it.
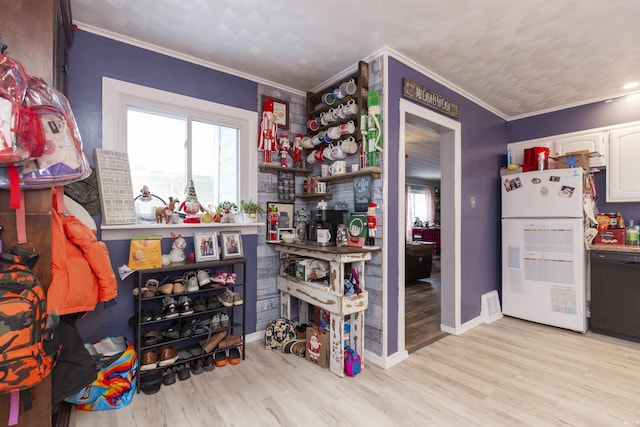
[365,349,409,369]
[441,315,484,335]
[246,330,265,343]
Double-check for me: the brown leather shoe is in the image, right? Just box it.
[218,334,243,349]
[158,283,174,295]
[158,345,178,367]
[141,349,158,371]
[199,331,227,353]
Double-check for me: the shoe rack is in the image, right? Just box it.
[132,258,246,392]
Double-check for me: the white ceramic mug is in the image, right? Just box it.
[351,164,360,172]
[340,78,357,96]
[323,144,336,161]
[321,164,330,177]
[343,99,358,115]
[340,120,356,135]
[316,181,326,193]
[337,104,346,119]
[307,151,318,164]
[340,136,358,154]
[301,136,314,149]
[317,228,331,244]
[328,126,341,140]
[322,92,335,105]
[331,144,347,159]
[329,160,347,175]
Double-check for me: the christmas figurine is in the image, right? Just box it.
[292,134,303,168]
[179,180,205,223]
[267,203,279,241]
[279,130,290,167]
[366,202,378,246]
[258,98,277,163]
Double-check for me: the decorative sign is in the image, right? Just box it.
[402,78,459,119]
[353,175,372,212]
[94,148,137,225]
[278,170,295,202]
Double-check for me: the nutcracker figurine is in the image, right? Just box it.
[258,98,277,163]
[279,130,290,167]
[366,202,378,246]
[267,203,279,241]
[292,134,303,168]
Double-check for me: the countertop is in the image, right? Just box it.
[590,244,640,253]
[271,241,380,254]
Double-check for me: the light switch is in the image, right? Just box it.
[471,196,476,208]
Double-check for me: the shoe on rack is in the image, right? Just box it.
[190,358,204,375]
[162,296,179,318]
[160,322,180,340]
[178,295,194,316]
[232,291,243,306]
[219,313,230,328]
[194,318,211,335]
[145,278,159,295]
[214,349,227,367]
[218,334,242,349]
[217,288,235,307]
[199,331,227,353]
[206,295,223,311]
[225,273,237,286]
[139,370,163,395]
[143,330,161,346]
[140,349,158,371]
[173,279,187,294]
[158,282,174,295]
[203,354,215,372]
[194,296,207,313]
[212,272,228,287]
[180,319,197,338]
[162,367,176,386]
[176,363,191,381]
[227,347,242,365]
[211,314,222,330]
[159,345,179,367]
[196,269,212,287]
[184,271,199,292]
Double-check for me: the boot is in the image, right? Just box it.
[199,331,227,353]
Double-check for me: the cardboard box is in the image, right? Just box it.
[556,150,590,170]
[594,229,626,245]
[295,259,329,281]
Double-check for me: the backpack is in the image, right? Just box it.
[344,345,361,377]
[0,253,53,393]
[264,318,296,350]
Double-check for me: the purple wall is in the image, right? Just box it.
[387,57,507,355]
[508,94,640,224]
[67,30,259,343]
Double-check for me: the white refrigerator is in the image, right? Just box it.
[501,168,587,332]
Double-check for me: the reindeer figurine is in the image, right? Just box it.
[155,196,178,224]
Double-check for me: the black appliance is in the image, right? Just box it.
[312,209,347,245]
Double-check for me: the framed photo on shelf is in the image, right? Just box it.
[220,231,244,259]
[277,228,296,241]
[266,201,295,241]
[194,232,219,262]
[262,95,289,129]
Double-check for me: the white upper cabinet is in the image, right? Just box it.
[554,131,607,168]
[507,138,554,167]
[607,125,640,202]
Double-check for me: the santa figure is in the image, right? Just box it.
[292,134,303,168]
[279,130,290,167]
[366,202,377,246]
[258,98,278,163]
[179,180,205,223]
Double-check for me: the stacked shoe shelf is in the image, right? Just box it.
[133,258,246,393]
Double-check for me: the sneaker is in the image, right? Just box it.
[196,269,211,287]
[206,296,223,311]
[162,296,179,319]
[160,322,180,340]
[203,354,215,372]
[194,318,211,335]
[176,363,191,381]
[162,367,176,386]
[211,314,221,330]
[217,288,235,307]
[232,291,243,306]
[194,297,207,313]
[225,273,237,286]
[227,347,242,365]
[212,272,228,286]
[184,272,199,292]
[220,313,230,328]
[180,319,197,338]
[158,345,178,367]
[190,358,204,375]
[178,295,194,316]
[214,349,227,367]
[140,349,158,371]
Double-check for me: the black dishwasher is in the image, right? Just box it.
[590,250,640,342]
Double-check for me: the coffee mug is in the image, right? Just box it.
[340,120,356,135]
[340,137,358,154]
[316,181,327,193]
[351,164,360,172]
[301,136,314,149]
[331,144,347,160]
[317,228,331,244]
[320,164,330,177]
[307,151,318,164]
[323,144,336,161]
[322,92,335,105]
[332,86,345,100]
[343,99,358,115]
[314,148,326,161]
[340,78,357,96]
[311,134,322,145]
[307,117,320,131]
[329,160,347,175]
[328,126,341,140]
[337,104,346,119]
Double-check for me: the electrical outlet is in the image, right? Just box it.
[471,196,476,209]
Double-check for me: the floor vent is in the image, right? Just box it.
[481,291,503,323]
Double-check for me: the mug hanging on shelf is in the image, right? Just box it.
[340,78,357,96]
[322,92,336,106]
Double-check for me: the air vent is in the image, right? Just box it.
[481,291,503,323]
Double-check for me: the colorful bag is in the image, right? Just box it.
[65,338,137,411]
[0,253,52,393]
[264,318,296,350]
[344,345,361,377]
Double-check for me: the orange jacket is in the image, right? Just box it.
[48,194,117,315]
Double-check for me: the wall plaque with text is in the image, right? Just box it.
[402,78,459,119]
[94,148,137,225]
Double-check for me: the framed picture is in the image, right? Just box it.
[262,95,289,129]
[220,231,244,259]
[194,232,219,262]
[266,202,295,241]
[277,228,296,241]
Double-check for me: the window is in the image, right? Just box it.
[102,77,257,209]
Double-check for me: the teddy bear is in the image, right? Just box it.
[162,232,187,265]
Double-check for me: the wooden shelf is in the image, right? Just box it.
[317,167,382,184]
[259,163,311,176]
[298,193,333,200]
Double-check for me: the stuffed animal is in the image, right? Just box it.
[162,232,187,265]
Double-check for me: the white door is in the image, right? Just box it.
[554,131,607,168]
[501,169,583,218]
[607,125,640,202]
[502,218,587,332]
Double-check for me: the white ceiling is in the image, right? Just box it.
[69,0,639,180]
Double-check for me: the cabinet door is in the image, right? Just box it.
[554,131,607,168]
[607,125,640,202]
[507,139,554,167]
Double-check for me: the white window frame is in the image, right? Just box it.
[101,77,257,208]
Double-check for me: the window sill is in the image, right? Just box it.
[100,222,261,241]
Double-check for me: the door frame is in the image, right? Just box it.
[397,99,462,352]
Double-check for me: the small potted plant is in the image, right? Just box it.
[240,199,264,222]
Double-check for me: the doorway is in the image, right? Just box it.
[397,99,461,354]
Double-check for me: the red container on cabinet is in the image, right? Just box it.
[523,147,550,172]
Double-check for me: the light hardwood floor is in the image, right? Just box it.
[70,316,640,427]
